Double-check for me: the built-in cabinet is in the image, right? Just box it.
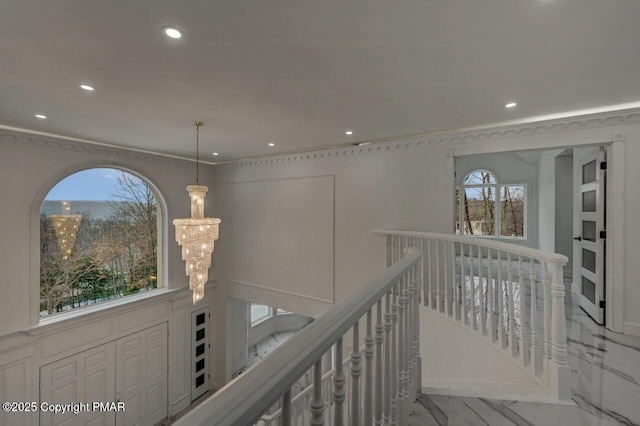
[40,323,167,426]
[0,287,214,426]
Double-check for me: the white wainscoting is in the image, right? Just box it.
[226,175,335,303]
[0,287,213,426]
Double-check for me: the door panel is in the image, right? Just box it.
[115,323,167,426]
[576,147,606,323]
[40,343,116,426]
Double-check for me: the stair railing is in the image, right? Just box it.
[175,248,422,426]
[373,230,570,399]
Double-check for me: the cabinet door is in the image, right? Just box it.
[115,323,167,426]
[40,343,116,426]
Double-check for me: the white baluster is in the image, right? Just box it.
[543,262,552,360]
[435,240,440,312]
[386,235,392,268]
[460,243,467,325]
[507,253,518,357]
[364,309,374,426]
[468,244,476,330]
[550,262,570,398]
[311,360,324,425]
[478,245,485,335]
[397,279,406,425]
[390,284,398,426]
[282,388,292,426]
[427,238,433,309]
[444,240,450,316]
[451,241,458,320]
[383,292,391,425]
[413,266,422,395]
[487,249,496,342]
[519,256,530,366]
[420,238,427,307]
[497,251,506,349]
[374,299,383,425]
[333,338,345,426]
[530,258,541,376]
[351,322,361,425]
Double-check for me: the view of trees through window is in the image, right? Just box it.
[456,170,525,238]
[40,168,159,316]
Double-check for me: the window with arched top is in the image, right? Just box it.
[455,170,526,238]
[39,168,162,317]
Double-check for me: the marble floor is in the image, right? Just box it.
[411,283,640,425]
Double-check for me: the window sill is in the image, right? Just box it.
[25,287,184,338]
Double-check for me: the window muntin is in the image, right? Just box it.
[456,170,526,239]
[39,168,160,317]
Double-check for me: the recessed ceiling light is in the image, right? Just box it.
[345,130,353,135]
[268,142,275,147]
[163,26,182,39]
[505,102,517,108]
[213,152,219,156]
[80,84,95,91]
[35,114,47,119]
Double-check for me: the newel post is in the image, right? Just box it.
[550,262,571,399]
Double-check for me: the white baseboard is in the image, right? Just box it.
[623,321,640,337]
[421,379,573,405]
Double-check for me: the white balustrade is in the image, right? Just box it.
[373,230,570,400]
[175,249,422,426]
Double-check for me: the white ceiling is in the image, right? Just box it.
[1,1,639,162]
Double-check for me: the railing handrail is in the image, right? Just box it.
[175,249,422,426]
[372,229,568,265]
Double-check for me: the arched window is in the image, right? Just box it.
[456,170,526,238]
[39,168,161,317]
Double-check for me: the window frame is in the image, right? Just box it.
[250,303,274,327]
[456,170,528,240]
[32,165,168,325]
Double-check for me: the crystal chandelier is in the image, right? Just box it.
[173,122,221,304]
[50,201,82,260]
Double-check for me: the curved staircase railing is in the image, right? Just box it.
[373,230,571,399]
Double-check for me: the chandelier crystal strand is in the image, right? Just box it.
[173,122,221,304]
[50,201,82,260]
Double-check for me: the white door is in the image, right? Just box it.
[41,342,116,426]
[191,307,210,401]
[115,323,168,426]
[576,147,606,324]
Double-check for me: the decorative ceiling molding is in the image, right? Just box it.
[227,108,640,169]
[0,129,210,166]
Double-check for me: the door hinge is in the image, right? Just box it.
[600,230,606,239]
[600,161,607,170]
[599,300,606,309]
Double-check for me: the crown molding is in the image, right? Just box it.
[0,128,216,166]
[227,108,640,169]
